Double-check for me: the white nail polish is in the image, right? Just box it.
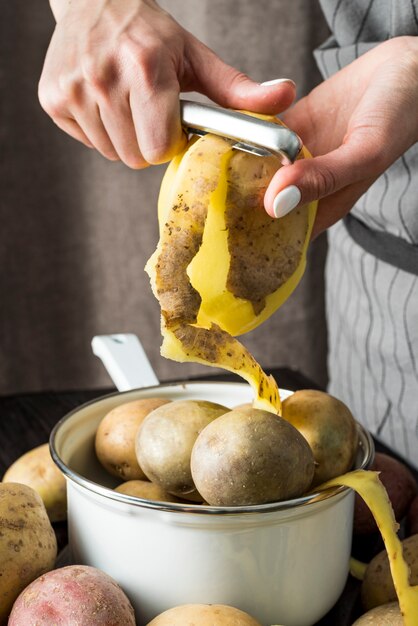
[272,186,301,218]
[260,78,296,87]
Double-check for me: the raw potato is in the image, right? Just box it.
[352,602,403,625]
[354,453,418,534]
[191,407,315,506]
[0,483,57,625]
[8,565,136,625]
[146,603,263,625]
[407,495,418,536]
[362,533,418,610]
[95,398,170,480]
[136,400,228,499]
[282,389,358,487]
[2,443,67,522]
[115,479,181,503]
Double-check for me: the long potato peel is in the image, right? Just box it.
[320,470,418,625]
[146,115,316,413]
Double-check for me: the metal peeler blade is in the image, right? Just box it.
[180,99,302,165]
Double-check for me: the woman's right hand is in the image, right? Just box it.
[39,0,296,168]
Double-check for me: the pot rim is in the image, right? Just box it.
[50,380,375,516]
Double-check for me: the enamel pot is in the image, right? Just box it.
[50,335,374,626]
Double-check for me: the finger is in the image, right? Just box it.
[187,39,296,114]
[264,134,388,219]
[53,117,94,148]
[310,177,377,239]
[70,94,120,161]
[98,95,148,169]
[129,82,187,165]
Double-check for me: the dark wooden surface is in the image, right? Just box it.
[0,368,416,626]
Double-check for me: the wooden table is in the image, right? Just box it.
[1,369,415,625]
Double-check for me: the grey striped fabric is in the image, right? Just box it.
[316,0,418,466]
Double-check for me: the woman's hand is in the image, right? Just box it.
[39,0,295,168]
[264,36,418,238]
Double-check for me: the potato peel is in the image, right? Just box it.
[146,117,316,413]
[321,470,418,625]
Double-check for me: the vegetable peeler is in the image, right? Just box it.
[180,99,302,165]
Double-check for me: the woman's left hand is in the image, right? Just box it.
[264,36,418,238]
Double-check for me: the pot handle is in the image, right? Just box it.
[91,334,160,391]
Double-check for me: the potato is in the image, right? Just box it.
[352,602,403,625]
[146,604,262,625]
[2,443,67,522]
[115,479,181,503]
[407,494,418,536]
[0,483,57,625]
[191,407,315,506]
[361,533,418,610]
[282,389,358,487]
[135,400,227,499]
[95,397,170,480]
[354,453,418,534]
[8,564,136,625]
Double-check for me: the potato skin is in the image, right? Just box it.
[282,389,358,487]
[8,565,136,625]
[352,602,403,625]
[354,453,418,535]
[136,400,227,499]
[146,604,263,626]
[3,443,67,522]
[0,483,57,625]
[361,534,418,610]
[191,407,315,506]
[95,398,170,480]
[115,479,181,503]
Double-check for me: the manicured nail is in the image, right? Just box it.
[260,78,296,87]
[272,186,301,218]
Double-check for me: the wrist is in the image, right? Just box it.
[50,0,159,23]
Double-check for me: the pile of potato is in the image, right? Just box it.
[95,389,359,506]
[3,388,418,625]
[0,480,261,625]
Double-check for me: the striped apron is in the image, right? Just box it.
[316,0,418,466]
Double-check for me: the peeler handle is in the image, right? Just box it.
[180,99,302,164]
[91,334,160,391]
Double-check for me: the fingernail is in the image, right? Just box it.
[272,185,301,218]
[260,78,296,87]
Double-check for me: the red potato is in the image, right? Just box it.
[353,452,418,535]
[407,494,418,536]
[8,565,136,626]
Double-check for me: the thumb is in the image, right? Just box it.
[188,40,296,114]
[264,135,387,219]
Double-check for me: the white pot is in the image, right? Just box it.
[50,380,374,626]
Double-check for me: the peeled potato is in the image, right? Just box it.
[352,602,403,625]
[145,126,317,413]
[115,480,181,503]
[146,604,262,626]
[135,400,228,499]
[191,407,315,506]
[2,443,66,522]
[95,398,170,480]
[362,534,418,610]
[282,389,358,487]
